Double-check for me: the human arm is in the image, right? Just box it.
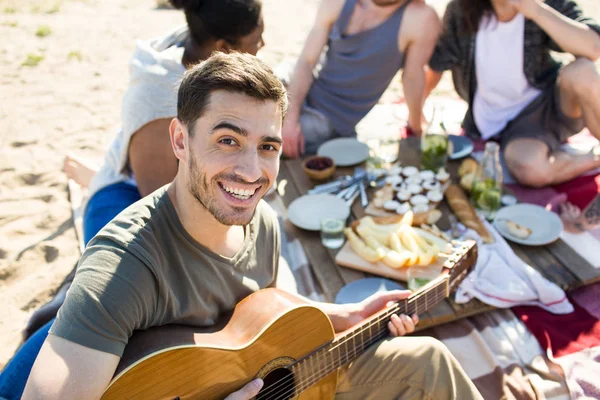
[128,118,178,197]
[23,335,120,399]
[428,0,463,73]
[23,246,158,398]
[282,0,344,159]
[315,290,419,335]
[512,0,600,60]
[400,3,442,135]
[424,67,444,100]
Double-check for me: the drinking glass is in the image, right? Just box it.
[420,132,448,172]
[378,137,401,163]
[320,218,345,249]
[421,105,449,172]
[407,265,442,291]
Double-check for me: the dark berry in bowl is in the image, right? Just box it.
[305,157,333,171]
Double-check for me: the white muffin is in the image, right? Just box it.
[407,183,423,195]
[402,166,419,177]
[386,175,403,186]
[413,204,430,214]
[384,200,401,211]
[396,202,411,215]
[422,180,441,191]
[396,189,412,202]
[436,167,450,183]
[419,170,436,181]
[427,190,444,203]
[406,174,423,185]
[410,194,429,206]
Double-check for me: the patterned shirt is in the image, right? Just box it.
[429,0,600,105]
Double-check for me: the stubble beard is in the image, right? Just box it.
[188,151,258,226]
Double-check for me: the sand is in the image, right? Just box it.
[0,0,598,369]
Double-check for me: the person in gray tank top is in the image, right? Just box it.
[282,0,441,158]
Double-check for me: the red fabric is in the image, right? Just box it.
[513,299,600,358]
[552,174,600,210]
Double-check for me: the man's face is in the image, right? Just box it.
[184,91,282,226]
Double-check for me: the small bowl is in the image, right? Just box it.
[302,156,336,181]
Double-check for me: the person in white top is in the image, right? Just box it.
[427,0,600,188]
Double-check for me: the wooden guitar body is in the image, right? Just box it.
[102,289,337,400]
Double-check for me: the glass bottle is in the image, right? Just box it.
[471,142,503,219]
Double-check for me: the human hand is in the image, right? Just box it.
[508,0,545,20]
[345,290,419,336]
[224,379,264,400]
[282,117,304,159]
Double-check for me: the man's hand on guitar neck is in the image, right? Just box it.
[317,290,419,335]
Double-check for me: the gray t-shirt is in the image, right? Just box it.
[50,186,280,356]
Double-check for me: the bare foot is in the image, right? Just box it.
[560,197,600,233]
[583,195,600,227]
[561,202,584,233]
[62,153,98,188]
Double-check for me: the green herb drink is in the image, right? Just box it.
[471,180,502,213]
[471,142,503,219]
[408,277,432,291]
[421,133,449,172]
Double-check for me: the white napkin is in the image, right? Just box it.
[455,219,574,314]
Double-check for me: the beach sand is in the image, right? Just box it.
[0,0,598,369]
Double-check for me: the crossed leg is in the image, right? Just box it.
[504,59,600,188]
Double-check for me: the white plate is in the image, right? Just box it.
[335,278,405,304]
[287,194,351,231]
[317,138,370,167]
[493,204,563,246]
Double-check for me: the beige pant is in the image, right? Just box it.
[336,336,483,400]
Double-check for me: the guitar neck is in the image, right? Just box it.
[290,275,450,393]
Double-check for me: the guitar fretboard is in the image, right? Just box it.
[290,277,449,393]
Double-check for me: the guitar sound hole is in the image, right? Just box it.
[256,367,295,400]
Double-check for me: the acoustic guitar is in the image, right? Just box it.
[101,240,477,400]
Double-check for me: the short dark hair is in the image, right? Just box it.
[177,52,288,135]
[169,0,262,47]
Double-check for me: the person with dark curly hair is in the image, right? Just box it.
[0,2,264,399]
[427,0,600,188]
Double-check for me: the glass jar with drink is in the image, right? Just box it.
[471,142,503,219]
[420,109,449,172]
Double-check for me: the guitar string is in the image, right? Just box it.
[256,289,446,399]
[266,291,447,400]
[256,289,445,399]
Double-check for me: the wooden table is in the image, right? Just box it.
[277,137,600,331]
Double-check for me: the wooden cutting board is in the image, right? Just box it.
[335,242,447,282]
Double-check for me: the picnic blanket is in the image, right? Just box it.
[515,291,600,399]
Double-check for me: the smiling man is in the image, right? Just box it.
[22,53,480,400]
